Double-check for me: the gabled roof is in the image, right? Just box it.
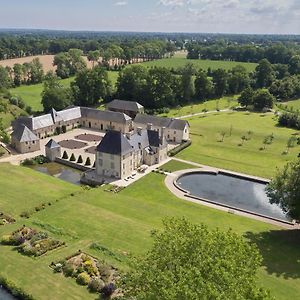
[134,114,171,128]
[107,99,144,112]
[81,107,131,123]
[56,107,82,122]
[45,139,60,149]
[96,130,133,155]
[12,125,39,143]
[51,108,63,123]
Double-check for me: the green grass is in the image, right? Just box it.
[9,71,119,112]
[0,164,299,300]
[140,57,257,73]
[0,98,26,128]
[159,96,238,118]
[176,112,299,178]
[160,160,196,172]
[282,98,300,111]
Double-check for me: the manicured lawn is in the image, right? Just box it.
[176,112,300,178]
[9,71,119,112]
[140,57,257,73]
[160,159,196,172]
[159,96,238,118]
[0,164,299,300]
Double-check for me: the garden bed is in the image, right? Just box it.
[1,226,65,257]
[50,251,121,298]
[0,212,15,225]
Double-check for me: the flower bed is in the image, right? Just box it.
[0,212,15,225]
[50,252,121,298]
[1,226,65,256]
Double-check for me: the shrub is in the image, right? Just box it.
[168,140,192,157]
[77,155,83,163]
[63,263,75,277]
[85,157,91,166]
[101,283,116,298]
[1,235,12,245]
[20,211,30,218]
[62,151,68,159]
[76,272,90,286]
[70,153,76,162]
[88,277,105,293]
[61,125,67,133]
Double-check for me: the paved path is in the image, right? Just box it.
[176,109,230,119]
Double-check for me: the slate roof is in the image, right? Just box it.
[96,130,133,155]
[107,99,144,112]
[57,107,82,122]
[45,139,60,149]
[81,107,131,123]
[12,125,39,142]
[134,114,189,131]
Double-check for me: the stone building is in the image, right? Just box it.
[106,99,144,118]
[11,124,40,153]
[45,139,61,162]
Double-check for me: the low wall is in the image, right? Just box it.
[55,158,92,172]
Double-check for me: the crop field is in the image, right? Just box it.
[176,111,300,178]
[140,57,258,73]
[9,71,119,112]
[0,163,299,300]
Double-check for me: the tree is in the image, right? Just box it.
[227,65,250,94]
[70,153,76,162]
[0,66,11,89]
[87,50,101,68]
[212,68,228,97]
[62,151,68,159]
[28,58,44,84]
[238,87,254,108]
[255,59,275,88]
[288,55,300,75]
[13,64,23,86]
[71,66,112,107]
[194,69,213,101]
[123,218,271,300]
[180,63,195,102]
[41,72,72,112]
[252,89,275,111]
[85,157,91,166]
[266,159,300,220]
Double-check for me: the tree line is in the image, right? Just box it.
[187,42,300,64]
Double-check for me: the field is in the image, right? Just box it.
[140,57,258,73]
[176,111,299,178]
[282,98,300,111]
[9,71,119,112]
[0,55,93,73]
[159,96,238,118]
[0,98,26,128]
[0,163,299,300]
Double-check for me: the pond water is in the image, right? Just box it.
[30,162,82,185]
[177,172,289,222]
[0,287,16,300]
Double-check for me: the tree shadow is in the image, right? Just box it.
[244,229,300,279]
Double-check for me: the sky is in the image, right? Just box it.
[0,0,299,34]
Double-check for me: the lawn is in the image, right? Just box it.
[176,111,300,179]
[159,96,238,118]
[282,98,300,111]
[0,164,299,300]
[9,71,119,112]
[140,57,257,73]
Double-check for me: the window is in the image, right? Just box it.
[110,154,114,160]
[174,131,176,134]
[123,163,125,169]
[99,159,103,166]
[111,162,115,169]
[123,155,125,159]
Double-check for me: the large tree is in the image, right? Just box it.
[71,66,112,107]
[252,89,275,111]
[255,59,275,88]
[194,69,213,101]
[41,72,72,112]
[212,68,228,97]
[123,218,271,300]
[266,159,300,221]
[238,87,255,108]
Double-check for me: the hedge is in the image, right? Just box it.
[0,275,35,300]
[168,140,192,157]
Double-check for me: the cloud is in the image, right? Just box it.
[114,1,128,6]
[159,0,187,8]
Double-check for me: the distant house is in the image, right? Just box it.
[95,128,167,179]
[106,99,144,118]
[134,114,189,143]
[11,124,40,153]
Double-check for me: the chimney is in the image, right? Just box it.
[137,127,142,136]
[147,123,153,130]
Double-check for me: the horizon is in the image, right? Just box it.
[1,0,300,35]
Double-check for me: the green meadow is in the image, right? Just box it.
[176,111,299,178]
[140,57,258,73]
[0,163,299,300]
[9,71,119,112]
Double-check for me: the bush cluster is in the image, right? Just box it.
[278,112,300,130]
[168,140,192,157]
